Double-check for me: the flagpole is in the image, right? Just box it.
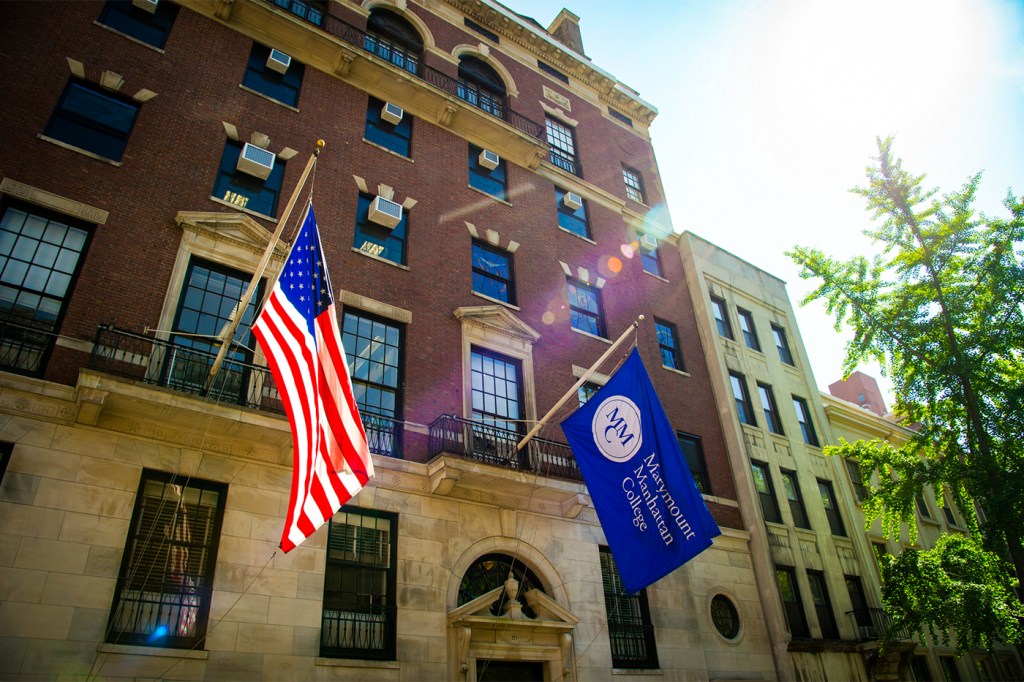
[205,140,324,390]
[515,315,644,453]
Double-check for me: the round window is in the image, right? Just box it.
[710,594,740,640]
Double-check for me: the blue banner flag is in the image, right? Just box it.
[561,348,720,593]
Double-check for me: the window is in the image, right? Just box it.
[872,542,889,566]
[709,594,740,640]
[751,460,781,523]
[353,193,408,265]
[342,311,404,458]
[938,656,962,682]
[566,278,605,337]
[730,372,756,426]
[464,17,499,43]
[941,497,958,526]
[577,380,601,406]
[711,295,733,339]
[915,494,933,520]
[212,140,286,217]
[757,383,784,434]
[546,117,580,176]
[974,658,994,682]
[167,258,261,403]
[321,507,397,660]
[241,42,304,107]
[911,656,933,682]
[44,79,140,161]
[780,469,810,529]
[622,165,646,203]
[639,236,662,277]
[555,187,589,239]
[468,144,507,200]
[470,347,523,436]
[846,459,868,503]
[608,108,633,127]
[365,8,422,75]
[98,0,179,49]
[600,547,658,669]
[458,553,545,617]
[845,575,873,635]
[272,0,327,26]
[471,241,514,304]
[107,469,226,649]
[737,308,760,351]
[792,396,819,446]
[654,319,683,371]
[365,96,412,157]
[817,479,846,536]
[538,60,569,84]
[0,201,92,376]
[678,432,710,494]
[775,565,809,638]
[458,56,505,117]
[806,571,838,639]
[771,324,794,365]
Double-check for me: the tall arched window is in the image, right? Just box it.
[457,56,506,118]
[458,553,545,618]
[364,8,422,75]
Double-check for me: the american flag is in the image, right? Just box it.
[253,206,374,553]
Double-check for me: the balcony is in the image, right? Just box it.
[269,0,544,140]
[846,608,913,643]
[87,325,400,458]
[428,414,581,482]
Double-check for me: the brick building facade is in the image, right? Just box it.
[0,1,772,679]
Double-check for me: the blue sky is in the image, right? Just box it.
[508,0,1024,402]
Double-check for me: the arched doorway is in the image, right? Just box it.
[447,551,579,681]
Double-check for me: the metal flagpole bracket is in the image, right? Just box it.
[514,315,644,453]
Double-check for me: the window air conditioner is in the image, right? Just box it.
[236,143,275,180]
[267,49,292,74]
[381,102,404,125]
[563,191,583,211]
[132,0,158,12]
[638,233,658,252]
[478,149,500,170]
[368,195,403,229]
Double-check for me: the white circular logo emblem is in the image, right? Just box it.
[591,395,644,462]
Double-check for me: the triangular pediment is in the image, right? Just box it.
[175,211,290,258]
[454,305,540,344]
[448,586,578,627]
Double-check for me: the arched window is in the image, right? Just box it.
[364,8,422,75]
[457,56,506,118]
[458,553,545,618]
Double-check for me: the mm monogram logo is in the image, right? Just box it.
[592,396,643,463]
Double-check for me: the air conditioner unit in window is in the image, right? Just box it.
[267,49,292,74]
[368,195,403,229]
[638,233,658,252]
[381,102,404,125]
[236,143,275,180]
[479,149,500,170]
[132,0,158,12]
[563,191,583,211]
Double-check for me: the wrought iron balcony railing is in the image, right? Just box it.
[428,414,582,482]
[265,0,545,140]
[0,318,60,377]
[88,325,402,457]
[846,607,912,642]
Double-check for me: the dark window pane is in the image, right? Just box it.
[241,42,304,108]
[44,80,140,161]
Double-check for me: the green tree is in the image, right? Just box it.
[788,137,1024,652]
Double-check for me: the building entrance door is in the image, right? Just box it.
[476,660,544,681]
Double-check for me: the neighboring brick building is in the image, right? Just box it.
[0,1,772,680]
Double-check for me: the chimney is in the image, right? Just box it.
[828,371,887,417]
[547,8,586,57]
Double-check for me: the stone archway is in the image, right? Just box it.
[447,552,579,682]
